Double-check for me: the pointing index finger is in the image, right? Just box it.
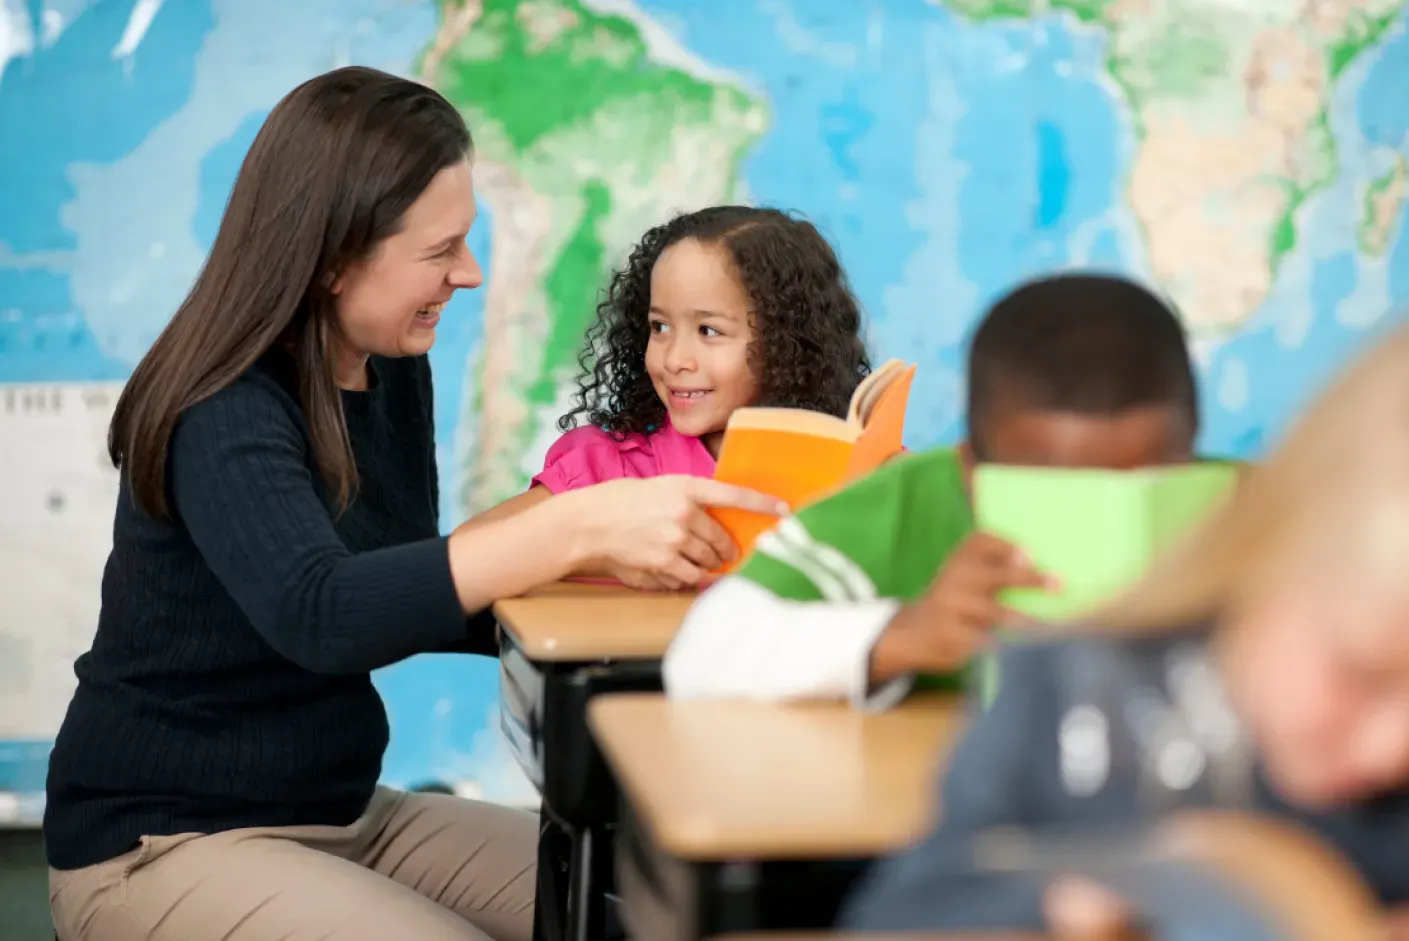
[689,479,790,517]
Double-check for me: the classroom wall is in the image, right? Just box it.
[3,0,1409,812]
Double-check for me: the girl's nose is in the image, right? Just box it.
[664,337,696,372]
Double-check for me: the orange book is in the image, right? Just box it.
[709,359,916,571]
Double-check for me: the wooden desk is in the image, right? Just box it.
[590,693,965,859]
[492,581,698,941]
[590,693,968,941]
[493,582,695,661]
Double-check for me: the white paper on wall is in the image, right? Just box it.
[0,382,122,742]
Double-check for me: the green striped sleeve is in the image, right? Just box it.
[734,447,975,604]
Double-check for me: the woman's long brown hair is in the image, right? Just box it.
[108,66,471,520]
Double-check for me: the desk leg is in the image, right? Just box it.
[533,814,572,941]
[535,816,618,941]
[567,824,614,941]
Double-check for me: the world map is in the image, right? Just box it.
[2,0,1408,810]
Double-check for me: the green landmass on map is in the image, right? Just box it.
[1358,154,1409,256]
[939,0,1407,327]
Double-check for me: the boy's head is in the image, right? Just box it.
[962,273,1198,471]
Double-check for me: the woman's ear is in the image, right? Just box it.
[323,270,344,295]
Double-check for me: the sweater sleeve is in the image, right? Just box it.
[168,383,470,675]
[838,641,1056,932]
[664,576,907,709]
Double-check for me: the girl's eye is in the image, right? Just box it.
[699,324,722,338]
[649,320,669,334]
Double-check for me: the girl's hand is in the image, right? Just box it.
[563,475,788,590]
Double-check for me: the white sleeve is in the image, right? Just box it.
[663,577,914,711]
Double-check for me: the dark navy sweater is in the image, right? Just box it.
[841,628,1409,932]
[44,352,494,869]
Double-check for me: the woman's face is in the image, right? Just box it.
[330,158,482,388]
[1226,570,1409,807]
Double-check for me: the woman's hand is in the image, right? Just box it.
[562,475,789,590]
[602,561,678,592]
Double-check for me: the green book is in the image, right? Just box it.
[973,461,1239,623]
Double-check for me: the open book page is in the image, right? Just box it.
[845,363,915,479]
[710,429,854,572]
[709,361,917,570]
[846,358,906,426]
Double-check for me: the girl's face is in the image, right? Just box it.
[1226,571,1409,807]
[645,238,758,455]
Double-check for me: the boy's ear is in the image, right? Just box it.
[957,439,977,494]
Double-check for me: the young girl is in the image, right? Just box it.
[480,205,871,589]
[840,325,1409,938]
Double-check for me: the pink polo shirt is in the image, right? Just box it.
[530,421,717,493]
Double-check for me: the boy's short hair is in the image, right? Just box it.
[966,273,1198,448]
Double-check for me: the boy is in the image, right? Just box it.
[662,272,1201,708]
[840,321,1409,938]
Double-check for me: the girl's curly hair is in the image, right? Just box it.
[559,205,871,436]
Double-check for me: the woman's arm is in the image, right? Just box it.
[463,481,748,587]
[456,486,641,582]
[174,392,611,673]
[173,386,781,675]
[171,386,488,675]
[459,485,554,530]
[445,492,598,611]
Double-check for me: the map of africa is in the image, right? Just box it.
[2,0,1408,814]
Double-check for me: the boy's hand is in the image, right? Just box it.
[868,531,1052,684]
[1044,876,1133,940]
[1387,905,1409,941]
[1048,878,1409,941]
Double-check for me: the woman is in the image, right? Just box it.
[44,66,783,941]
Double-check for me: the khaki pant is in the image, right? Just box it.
[50,787,537,941]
